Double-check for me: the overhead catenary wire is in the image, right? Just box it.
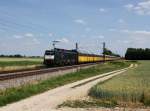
[78,41,104,55]
[0,9,52,33]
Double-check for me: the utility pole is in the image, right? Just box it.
[76,43,78,51]
[103,42,105,62]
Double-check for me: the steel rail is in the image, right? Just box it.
[0,63,101,81]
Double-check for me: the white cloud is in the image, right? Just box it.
[123,40,130,44]
[125,4,134,10]
[133,30,150,35]
[48,33,53,37]
[108,28,117,32]
[25,33,40,44]
[99,8,107,12]
[85,27,91,31]
[125,0,150,15]
[120,29,130,33]
[25,33,34,37]
[58,38,69,43]
[13,33,40,45]
[90,35,104,39]
[118,19,125,23]
[13,35,23,39]
[120,29,150,36]
[122,40,130,44]
[74,19,86,25]
[119,29,150,47]
[117,40,131,44]
[97,35,104,39]
[32,38,40,44]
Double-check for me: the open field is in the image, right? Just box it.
[89,61,150,107]
[0,57,43,62]
[0,57,43,72]
[0,61,130,106]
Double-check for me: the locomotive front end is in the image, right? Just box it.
[44,50,55,65]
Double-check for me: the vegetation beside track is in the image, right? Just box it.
[88,61,150,107]
[0,61,130,106]
[0,57,43,72]
[58,99,117,108]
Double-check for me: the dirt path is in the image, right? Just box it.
[0,65,133,111]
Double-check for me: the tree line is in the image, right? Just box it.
[125,48,150,60]
[103,48,120,57]
[0,54,23,58]
[0,54,42,58]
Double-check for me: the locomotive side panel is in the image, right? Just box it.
[55,49,77,65]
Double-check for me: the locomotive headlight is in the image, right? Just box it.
[45,55,54,60]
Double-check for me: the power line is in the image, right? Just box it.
[0,9,52,33]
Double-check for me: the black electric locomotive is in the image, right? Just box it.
[44,48,78,66]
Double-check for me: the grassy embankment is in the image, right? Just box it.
[90,61,150,107]
[61,61,150,108]
[0,57,43,72]
[0,61,130,106]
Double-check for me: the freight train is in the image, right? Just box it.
[44,48,120,66]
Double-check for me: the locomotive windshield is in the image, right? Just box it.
[45,51,54,55]
[44,50,55,60]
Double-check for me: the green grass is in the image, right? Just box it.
[89,61,150,106]
[0,57,43,62]
[0,61,43,67]
[58,99,117,108]
[0,57,43,72]
[0,57,43,67]
[0,61,130,106]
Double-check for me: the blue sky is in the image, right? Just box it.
[0,0,150,56]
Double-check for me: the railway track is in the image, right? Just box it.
[0,63,100,81]
[0,65,132,111]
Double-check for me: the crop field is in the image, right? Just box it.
[0,61,131,106]
[0,57,43,62]
[0,57,43,72]
[89,61,150,107]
